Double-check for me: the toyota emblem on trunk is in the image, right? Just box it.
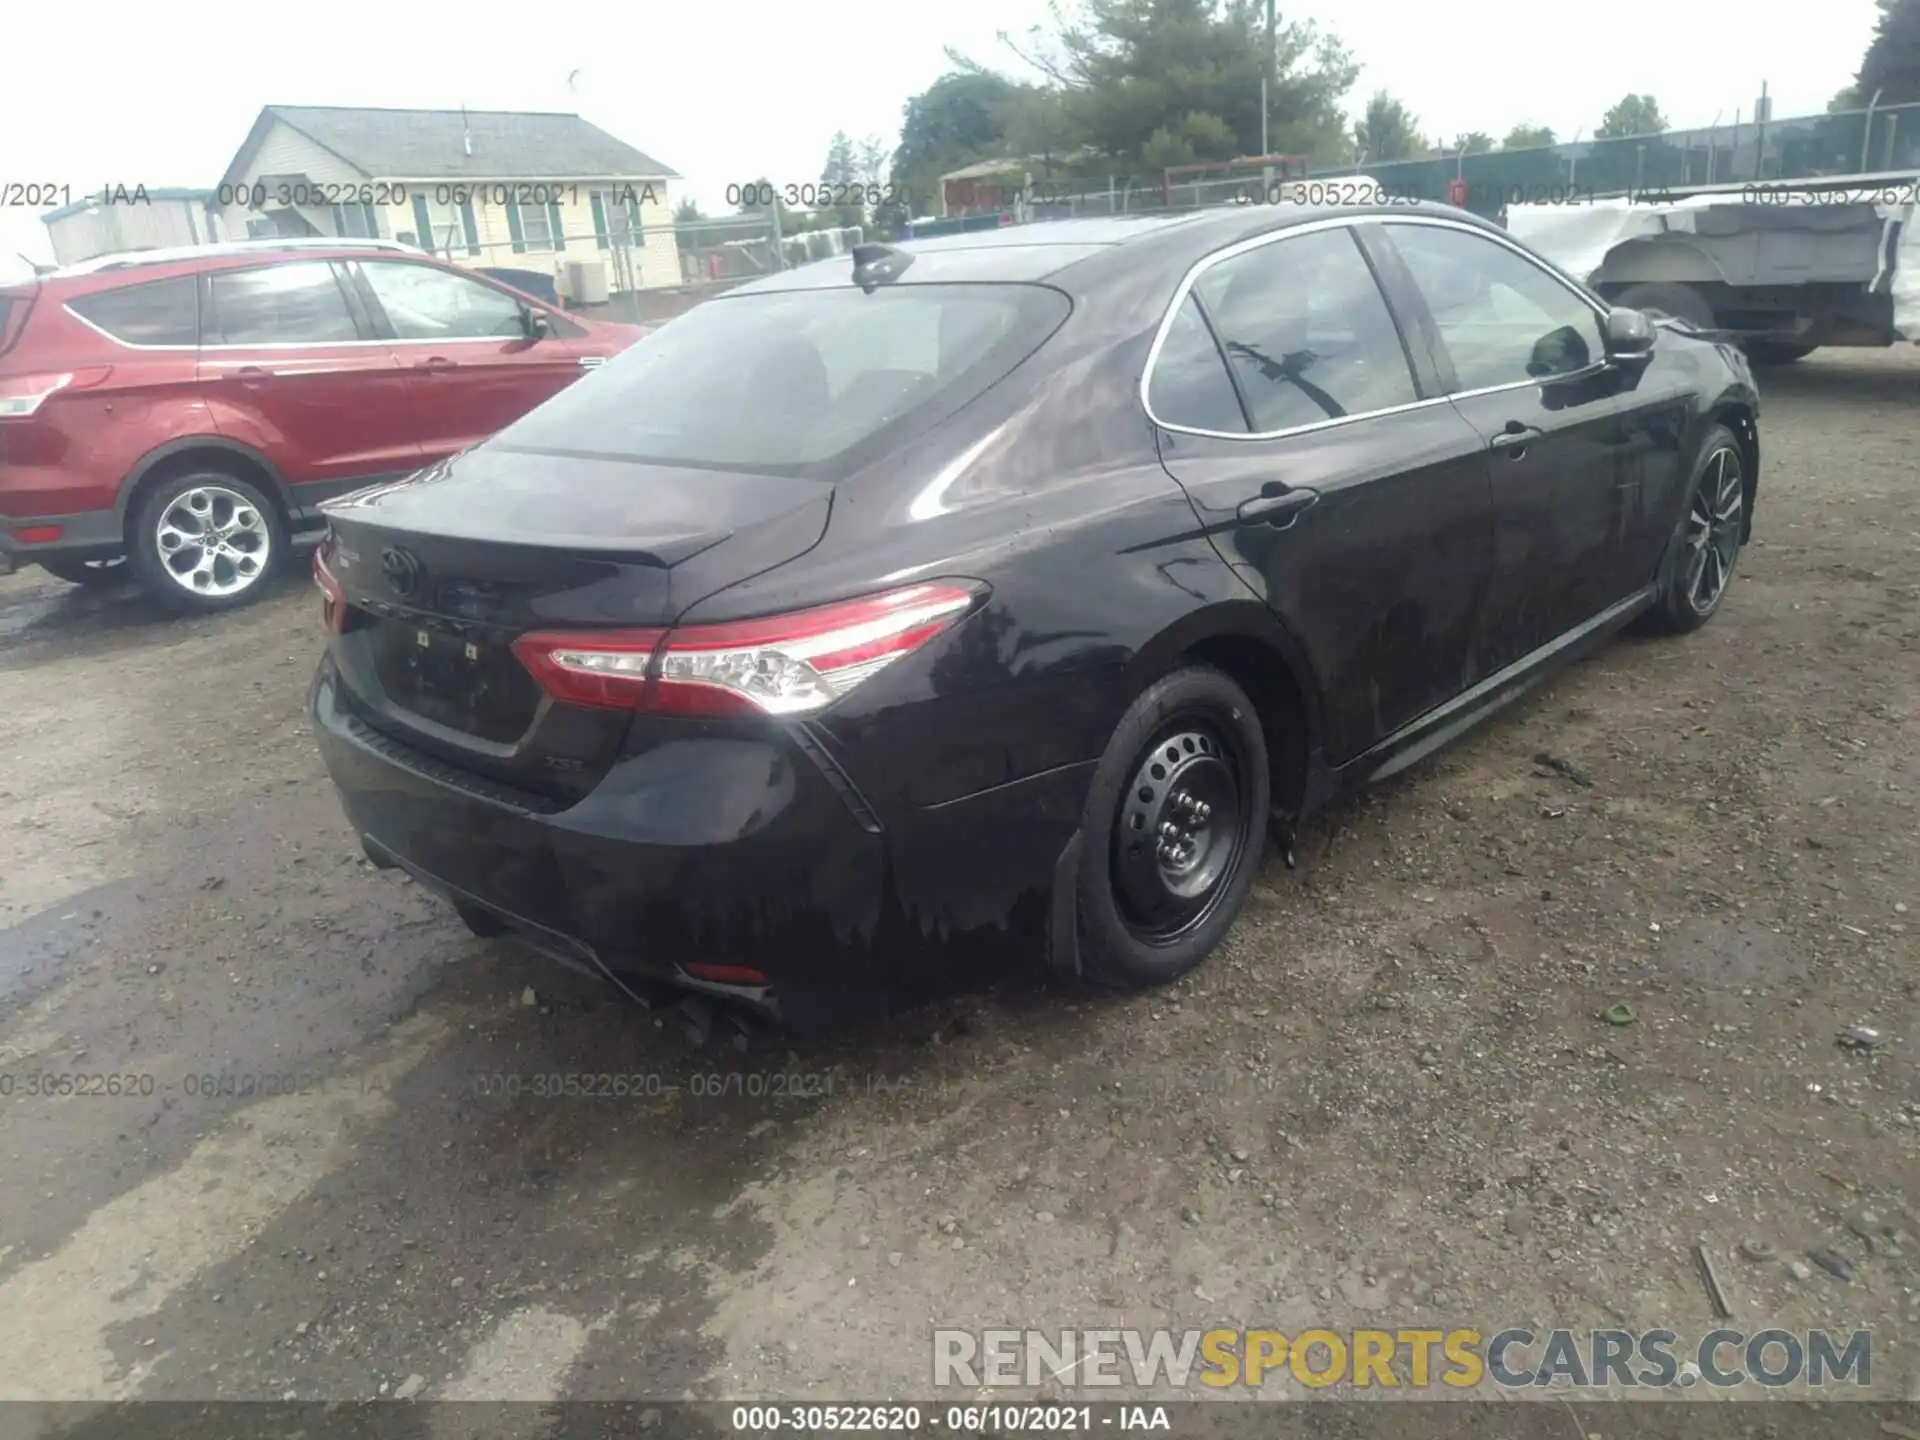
[381,547,423,598]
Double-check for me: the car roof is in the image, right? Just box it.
[40,238,427,291]
[728,202,1496,297]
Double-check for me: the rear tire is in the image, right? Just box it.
[127,469,287,614]
[1744,340,1816,366]
[453,899,510,938]
[1643,423,1746,635]
[38,555,128,586]
[1612,282,1715,330]
[1074,665,1269,989]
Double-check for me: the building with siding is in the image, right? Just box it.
[210,105,682,298]
[41,188,217,265]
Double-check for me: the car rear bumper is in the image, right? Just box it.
[0,507,123,570]
[310,658,1091,1029]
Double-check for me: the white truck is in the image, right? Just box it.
[1505,171,1920,364]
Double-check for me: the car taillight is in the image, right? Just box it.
[512,581,984,717]
[0,372,72,419]
[313,541,347,633]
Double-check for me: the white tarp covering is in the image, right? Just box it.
[1503,195,1732,288]
[1891,203,1920,339]
[1506,195,1920,341]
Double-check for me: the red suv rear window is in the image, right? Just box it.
[0,293,23,356]
[67,276,199,346]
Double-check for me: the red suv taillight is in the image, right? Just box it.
[313,540,347,633]
[511,582,984,718]
[0,372,74,419]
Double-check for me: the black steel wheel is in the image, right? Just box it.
[1112,724,1247,941]
[1075,665,1269,988]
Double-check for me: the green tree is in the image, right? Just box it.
[1854,0,1920,104]
[673,197,705,223]
[1354,91,1424,161]
[1042,0,1358,170]
[1452,131,1495,155]
[1502,123,1556,150]
[816,130,868,231]
[892,70,1024,215]
[1596,94,1667,138]
[994,85,1081,178]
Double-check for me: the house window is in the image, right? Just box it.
[593,188,650,250]
[516,201,554,252]
[331,202,380,239]
[411,194,469,257]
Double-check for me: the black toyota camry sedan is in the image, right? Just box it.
[311,203,1759,1030]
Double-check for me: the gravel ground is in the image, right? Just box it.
[0,349,1915,1413]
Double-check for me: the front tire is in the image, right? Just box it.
[1644,424,1747,634]
[1075,665,1269,989]
[127,470,286,614]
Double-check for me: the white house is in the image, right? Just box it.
[210,105,683,297]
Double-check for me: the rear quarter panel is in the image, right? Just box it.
[675,327,1311,816]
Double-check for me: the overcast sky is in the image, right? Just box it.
[0,0,1882,275]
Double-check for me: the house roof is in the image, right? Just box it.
[218,106,679,189]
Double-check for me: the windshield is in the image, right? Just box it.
[490,282,1070,474]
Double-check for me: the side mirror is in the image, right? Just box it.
[521,305,551,341]
[1603,307,1656,361]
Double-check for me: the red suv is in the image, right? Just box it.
[0,239,643,611]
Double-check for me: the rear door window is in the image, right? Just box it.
[1147,293,1249,433]
[67,277,199,346]
[492,283,1070,473]
[1191,227,1420,433]
[206,261,363,345]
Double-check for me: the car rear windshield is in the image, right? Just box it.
[490,282,1071,474]
[67,276,199,346]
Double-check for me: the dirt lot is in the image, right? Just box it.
[0,350,1916,1415]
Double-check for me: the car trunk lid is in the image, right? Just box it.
[322,444,832,801]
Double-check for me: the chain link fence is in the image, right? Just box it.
[921,101,1920,231]
[1311,101,1920,214]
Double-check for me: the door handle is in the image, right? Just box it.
[233,365,272,384]
[579,355,606,370]
[1235,488,1320,528]
[414,356,457,373]
[1489,423,1543,456]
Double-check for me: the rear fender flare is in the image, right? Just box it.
[1117,597,1328,764]
[1593,238,1728,289]
[117,436,295,527]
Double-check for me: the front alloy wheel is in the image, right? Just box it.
[1644,423,1746,635]
[1683,445,1744,617]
